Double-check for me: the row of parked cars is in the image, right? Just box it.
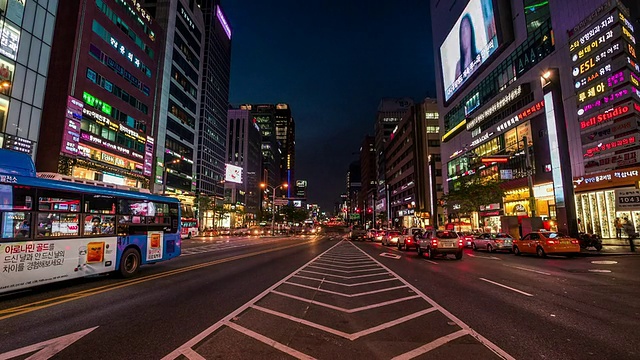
[354,228,582,260]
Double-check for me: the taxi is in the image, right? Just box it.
[513,231,581,257]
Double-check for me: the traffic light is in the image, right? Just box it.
[356,208,360,213]
[367,208,372,213]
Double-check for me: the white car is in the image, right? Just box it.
[397,228,423,251]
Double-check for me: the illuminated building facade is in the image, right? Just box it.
[374,98,414,220]
[0,1,57,158]
[38,0,163,189]
[275,103,295,197]
[143,0,205,199]
[194,1,232,199]
[431,0,639,237]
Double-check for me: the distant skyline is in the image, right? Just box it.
[223,0,435,211]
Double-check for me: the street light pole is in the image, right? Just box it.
[261,183,288,236]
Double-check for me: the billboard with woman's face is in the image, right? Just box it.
[440,0,499,102]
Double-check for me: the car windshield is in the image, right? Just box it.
[492,233,512,239]
[436,231,458,239]
[546,232,569,238]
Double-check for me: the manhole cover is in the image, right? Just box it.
[588,269,612,273]
[591,260,618,265]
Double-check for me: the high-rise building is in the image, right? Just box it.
[225,108,262,223]
[0,1,58,159]
[240,104,282,188]
[374,98,414,221]
[358,135,376,225]
[347,161,361,222]
[275,103,295,197]
[194,1,232,199]
[143,0,205,202]
[431,0,639,236]
[37,0,163,189]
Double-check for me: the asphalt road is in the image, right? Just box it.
[0,233,638,359]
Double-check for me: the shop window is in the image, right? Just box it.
[36,213,80,237]
[1,212,31,239]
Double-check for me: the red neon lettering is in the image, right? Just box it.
[580,105,631,129]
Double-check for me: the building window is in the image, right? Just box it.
[425,112,439,119]
[428,140,440,147]
[426,126,440,134]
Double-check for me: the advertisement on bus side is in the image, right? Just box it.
[0,237,117,293]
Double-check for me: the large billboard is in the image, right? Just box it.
[225,164,243,184]
[440,0,499,102]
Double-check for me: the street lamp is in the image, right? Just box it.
[162,159,180,195]
[260,182,288,235]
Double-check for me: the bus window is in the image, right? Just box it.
[0,185,34,211]
[1,211,31,239]
[118,199,156,216]
[83,214,116,235]
[84,195,116,214]
[37,213,79,237]
[38,190,81,212]
[154,202,169,216]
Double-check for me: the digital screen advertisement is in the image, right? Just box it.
[225,164,243,184]
[440,0,499,102]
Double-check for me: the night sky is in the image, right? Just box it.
[223,0,436,211]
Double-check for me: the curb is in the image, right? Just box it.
[576,251,638,257]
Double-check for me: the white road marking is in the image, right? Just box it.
[351,244,516,360]
[0,326,98,360]
[283,281,408,297]
[305,265,384,273]
[224,321,316,360]
[180,347,207,360]
[162,241,346,360]
[588,269,612,273]
[292,275,398,287]
[298,270,390,279]
[591,260,618,265]
[252,304,436,341]
[391,329,468,359]
[380,252,402,259]
[423,260,439,265]
[270,291,422,313]
[505,265,551,276]
[479,278,534,297]
[467,254,501,260]
[312,262,380,269]
[313,259,374,265]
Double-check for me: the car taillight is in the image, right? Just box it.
[458,238,463,246]
[431,238,438,246]
[407,239,412,243]
[571,240,579,244]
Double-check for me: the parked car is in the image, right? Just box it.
[382,230,401,246]
[472,233,514,252]
[349,225,367,241]
[513,231,580,257]
[232,227,250,236]
[417,230,463,260]
[397,228,423,251]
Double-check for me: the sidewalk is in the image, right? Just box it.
[579,238,638,256]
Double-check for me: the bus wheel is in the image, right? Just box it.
[119,248,141,278]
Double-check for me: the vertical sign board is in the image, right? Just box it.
[144,136,154,177]
[61,96,83,156]
[544,91,565,208]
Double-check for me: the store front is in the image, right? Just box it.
[574,168,640,238]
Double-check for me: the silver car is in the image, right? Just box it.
[382,231,401,246]
[417,230,463,260]
[472,233,514,252]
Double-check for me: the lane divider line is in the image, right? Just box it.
[505,265,551,276]
[479,278,534,297]
[311,262,380,269]
[291,275,398,287]
[297,270,391,279]
[305,265,384,273]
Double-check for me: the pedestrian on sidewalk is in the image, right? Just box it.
[614,218,623,239]
[623,218,636,252]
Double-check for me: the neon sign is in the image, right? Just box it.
[83,92,112,116]
[570,13,615,51]
[573,41,623,77]
[585,149,638,171]
[578,86,633,116]
[580,102,633,129]
[583,135,636,157]
[572,29,614,62]
[216,6,231,40]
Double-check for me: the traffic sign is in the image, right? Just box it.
[274,199,289,206]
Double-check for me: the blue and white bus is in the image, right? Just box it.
[0,149,181,294]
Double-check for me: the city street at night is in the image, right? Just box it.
[1,234,638,359]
